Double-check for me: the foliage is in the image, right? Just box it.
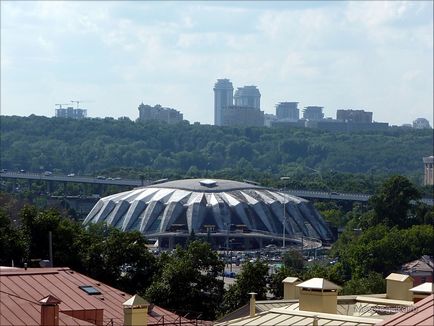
[221,260,269,314]
[81,224,156,295]
[145,241,224,320]
[0,198,156,296]
[341,272,386,295]
[337,224,434,278]
[0,208,26,265]
[268,266,301,298]
[1,116,432,194]
[282,250,305,272]
[369,175,421,228]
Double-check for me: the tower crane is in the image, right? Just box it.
[71,100,93,109]
[55,103,70,109]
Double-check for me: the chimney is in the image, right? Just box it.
[282,277,301,300]
[248,292,257,317]
[409,282,433,303]
[386,273,413,301]
[122,294,149,326]
[39,295,61,326]
[296,278,341,314]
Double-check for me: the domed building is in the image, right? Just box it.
[83,179,334,249]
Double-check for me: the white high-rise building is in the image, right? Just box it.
[276,102,299,121]
[234,86,261,109]
[214,79,234,126]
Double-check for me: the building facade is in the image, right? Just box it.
[423,156,434,186]
[214,79,234,126]
[222,106,264,127]
[413,118,431,129]
[303,106,324,121]
[55,107,87,119]
[336,109,373,123]
[234,86,261,109]
[138,103,183,124]
[214,79,264,127]
[276,102,299,121]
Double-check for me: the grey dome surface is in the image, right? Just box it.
[83,179,333,248]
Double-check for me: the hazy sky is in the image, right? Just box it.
[1,1,433,126]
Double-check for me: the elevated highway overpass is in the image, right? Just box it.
[1,171,432,206]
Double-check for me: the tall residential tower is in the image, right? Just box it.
[214,79,234,126]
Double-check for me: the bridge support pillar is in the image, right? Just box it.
[168,236,175,250]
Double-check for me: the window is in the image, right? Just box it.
[79,285,101,295]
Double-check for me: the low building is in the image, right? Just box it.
[413,118,431,129]
[0,266,197,326]
[264,113,277,127]
[306,119,389,132]
[221,106,264,127]
[270,120,306,128]
[216,273,420,326]
[138,103,183,124]
[55,107,87,119]
[400,255,434,285]
[423,157,434,186]
[337,109,373,123]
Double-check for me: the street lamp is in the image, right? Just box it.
[280,176,290,248]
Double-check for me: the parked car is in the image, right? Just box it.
[96,175,106,180]
[67,173,75,177]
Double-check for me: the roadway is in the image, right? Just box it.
[0,171,147,187]
[1,171,432,206]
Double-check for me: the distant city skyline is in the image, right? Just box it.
[1,1,432,126]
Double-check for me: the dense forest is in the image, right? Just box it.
[1,115,433,193]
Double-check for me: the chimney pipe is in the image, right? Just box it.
[48,231,53,267]
[248,292,257,317]
[282,277,300,300]
[39,295,61,326]
[123,294,149,326]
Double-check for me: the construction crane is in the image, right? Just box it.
[71,100,81,109]
[55,103,70,109]
[71,100,93,109]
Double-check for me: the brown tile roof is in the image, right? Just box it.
[377,294,434,326]
[0,291,94,326]
[0,267,196,326]
[401,256,434,274]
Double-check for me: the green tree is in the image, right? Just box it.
[221,260,269,314]
[146,241,224,320]
[282,249,305,272]
[81,225,156,295]
[369,176,421,228]
[0,208,26,266]
[342,272,385,295]
[269,266,300,299]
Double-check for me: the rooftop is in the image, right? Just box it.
[0,267,195,326]
[378,294,434,326]
[146,178,263,192]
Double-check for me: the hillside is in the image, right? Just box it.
[1,115,432,191]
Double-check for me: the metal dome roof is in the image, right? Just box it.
[83,179,333,248]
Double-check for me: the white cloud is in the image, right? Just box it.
[1,1,432,126]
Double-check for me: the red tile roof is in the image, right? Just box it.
[0,267,196,326]
[378,294,434,326]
